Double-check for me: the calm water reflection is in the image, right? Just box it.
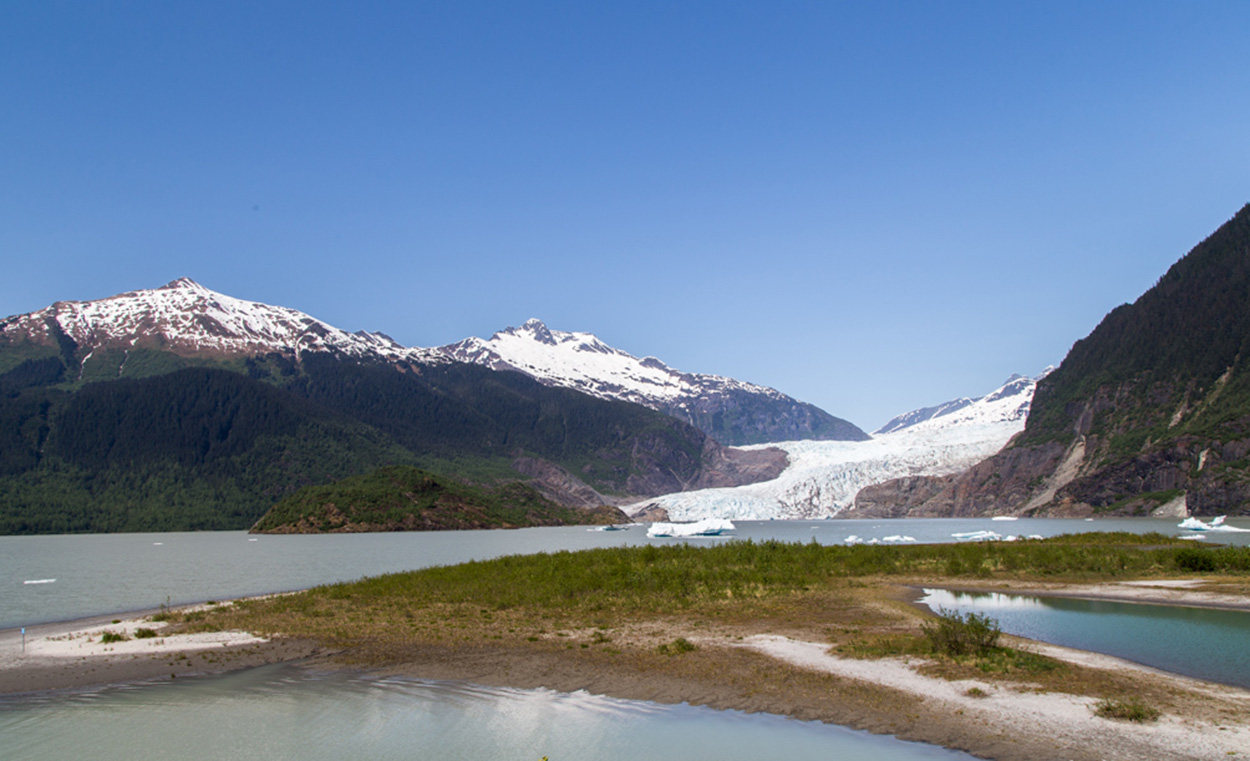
[921,588,1250,688]
[0,664,976,761]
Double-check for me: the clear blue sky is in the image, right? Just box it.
[3,1,1248,431]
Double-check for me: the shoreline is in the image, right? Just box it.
[3,582,1249,761]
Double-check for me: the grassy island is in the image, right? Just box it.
[158,533,1250,760]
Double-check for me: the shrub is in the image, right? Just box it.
[133,627,159,639]
[1093,697,1160,723]
[99,630,128,643]
[922,608,1001,656]
[658,637,697,655]
[1174,547,1217,572]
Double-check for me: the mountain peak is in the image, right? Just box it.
[160,277,206,291]
[513,318,557,345]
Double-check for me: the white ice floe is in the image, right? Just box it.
[647,518,735,538]
[23,579,56,585]
[951,530,1003,542]
[1178,515,1250,533]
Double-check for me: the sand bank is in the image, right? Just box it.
[0,610,322,696]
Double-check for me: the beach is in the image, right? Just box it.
[3,579,1248,760]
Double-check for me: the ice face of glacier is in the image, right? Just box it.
[628,370,1050,521]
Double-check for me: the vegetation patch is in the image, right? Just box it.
[1093,697,1161,723]
[921,608,1001,656]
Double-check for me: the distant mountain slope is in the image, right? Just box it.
[629,372,1041,520]
[874,371,1049,435]
[0,277,424,368]
[0,281,794,533]
[883,204,1250,518]
[0,280,863,446]
[436,319,868,445]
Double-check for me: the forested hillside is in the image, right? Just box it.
[863,204,1250,517]
[0,350,762,534]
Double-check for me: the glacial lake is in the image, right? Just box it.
[920,588,1250,689]
[6,516,1242,630]
[2,517,1246,761]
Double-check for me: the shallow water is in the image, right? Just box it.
[4,517,1242,630]
[920,588,1250,688]
[0,664,976,761]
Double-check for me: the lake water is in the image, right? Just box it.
[920,588,1250,688]
[2,517,1244,761]
[0,664,976,761]
[5,516,1236,630]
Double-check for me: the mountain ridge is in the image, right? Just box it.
[1,279,861,446]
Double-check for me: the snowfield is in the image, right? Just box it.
[628,370,1048,521]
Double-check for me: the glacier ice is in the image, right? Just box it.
[626,371,1043,522]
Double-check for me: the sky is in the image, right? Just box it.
[2,1,1248,431]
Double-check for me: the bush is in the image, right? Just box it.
[1174,547,1217,572]
[133,627,159,639]
[1093,697,1160,723]
[922,608,1001,656]
[658,637,697,655]
[99,630,128,643]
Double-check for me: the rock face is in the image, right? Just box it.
[865,205,1250,518]
[435,319,868,446]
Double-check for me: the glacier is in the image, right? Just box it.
[627,371,1047,521]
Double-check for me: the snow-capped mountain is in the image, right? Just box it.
[434,319,868,445]
[0,278,435,364]
[1,279,861,445]
[874,369,1052,435]
[628,370,1049,521]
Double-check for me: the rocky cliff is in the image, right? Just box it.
[860,205,1250,518]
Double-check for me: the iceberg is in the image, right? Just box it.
[951,530,1002,542]
[647,518,735,538]
[1178,515,1250,533]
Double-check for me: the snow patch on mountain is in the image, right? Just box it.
[628,371,1049,521]
[2,278,438,363]
[435,318,787,407]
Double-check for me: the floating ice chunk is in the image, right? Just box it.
[882,535,916,543]
[647,518,735,538]
[844,535,862,544]
[24,578,56,584]
[990,516,1018,521]
[1179,515,1250,533]
[951,530,1002,542]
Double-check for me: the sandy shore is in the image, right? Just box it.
[0,609,323,696]
[3,581,1249,761]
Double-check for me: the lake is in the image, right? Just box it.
[2,517,1244,761]
[920,587,1250,688]
[5,516,1236,630]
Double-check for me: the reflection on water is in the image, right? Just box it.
[0,664,975,761]
[921,588,1250,688]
